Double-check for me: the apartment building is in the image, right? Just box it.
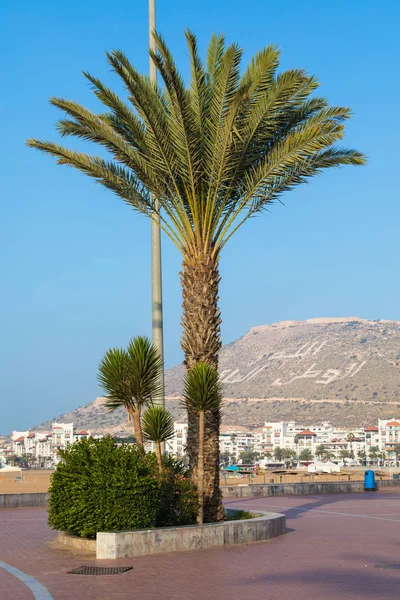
[6,417,400,467]
[11,423,92,463]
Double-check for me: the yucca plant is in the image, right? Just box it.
[98,336,163,446]
[27,30,365,521]
[182,363,222,524]
[142,406,175,472]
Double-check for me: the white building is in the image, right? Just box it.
[10,423,93,464]
[144,422,188,458]
[7,416,400,467]
[166,423,188,457]
[219,426,256,462]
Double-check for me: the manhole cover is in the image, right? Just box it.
[68,566,133,575]
[374,564,400,570]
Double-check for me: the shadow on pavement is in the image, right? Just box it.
[226,489,400,522]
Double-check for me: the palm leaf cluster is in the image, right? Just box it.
[142,405,175,444]
[98,336,163,446]
[98,336,163,412]
[182,362,223,414]
[142,405,175,472]
[27,30,365,259]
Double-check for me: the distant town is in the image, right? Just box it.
[2,418,400,469]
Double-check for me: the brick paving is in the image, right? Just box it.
[2,490,400,599]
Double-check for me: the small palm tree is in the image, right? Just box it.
[98,336,163,446]
[142,406,175,472]
[182,363,222,524]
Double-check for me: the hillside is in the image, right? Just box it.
[36,317,400,432]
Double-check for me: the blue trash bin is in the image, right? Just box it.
[364,470,376,491]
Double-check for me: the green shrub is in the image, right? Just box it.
[161,454,190,477]
[225,509,255,521]
[48,437,160,538]
[156,469,198,527]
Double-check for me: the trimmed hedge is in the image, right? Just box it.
[48,437,198,538]
[48,437,160,538]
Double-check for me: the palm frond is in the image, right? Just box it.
[97,336,163,412]
[28,31,366,257]
[181,362,223,413]
[98,348,133,412]
[142,406,175,443]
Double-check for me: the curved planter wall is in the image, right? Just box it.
[95,508,286,559]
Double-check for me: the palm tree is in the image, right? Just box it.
[182,362,222,524]
[347,432,355,455]
[282,448,297,468]
[299,448,313,463]
[315,444,327,459]
[293,435,299,458]
[357,449,366,466]
[142,406,175,472]
[274,447,284,462]
[98,336,163,446]
[369,446,380,466]
[339,449,352,466]
[27,31,365,521]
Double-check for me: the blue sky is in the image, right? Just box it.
[1,0,399,433]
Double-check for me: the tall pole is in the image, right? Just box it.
[149,0,165,408]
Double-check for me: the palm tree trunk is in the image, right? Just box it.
[132,408,143,447]
[155,441,163,473]
[180,251,223,523]
[197,410,205,524]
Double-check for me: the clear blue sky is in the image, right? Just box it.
[1,0,399,434]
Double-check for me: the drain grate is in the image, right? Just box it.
[374,564,400,570]
[68,566,133,575]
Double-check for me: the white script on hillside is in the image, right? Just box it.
[220,340,366,386]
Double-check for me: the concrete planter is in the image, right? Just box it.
[57,532,96,554]
[95,509,285,559]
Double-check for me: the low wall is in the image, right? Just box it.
[1,480,399,509]
[57,532,96,554]
[96,509,286,559]
[221,479,400,498]
[0,492,49,508]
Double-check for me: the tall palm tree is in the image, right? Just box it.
[347,432,355,455]
[27,31,366,521]
[182,362,222,524]
[98,336,163,446]
[357,448,366,466]
[142,406,175,471]
[369,445,380,466]
[274,447,284,463]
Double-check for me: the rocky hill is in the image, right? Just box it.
[36,317,400,432]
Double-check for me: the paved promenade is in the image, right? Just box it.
[2,490,400,599]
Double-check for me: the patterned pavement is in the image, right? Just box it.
[2,490,400,599]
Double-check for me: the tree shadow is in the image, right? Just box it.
[225,488,400,522]
[236,565,400,598]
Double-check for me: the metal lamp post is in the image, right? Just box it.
[149,0,165,408]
